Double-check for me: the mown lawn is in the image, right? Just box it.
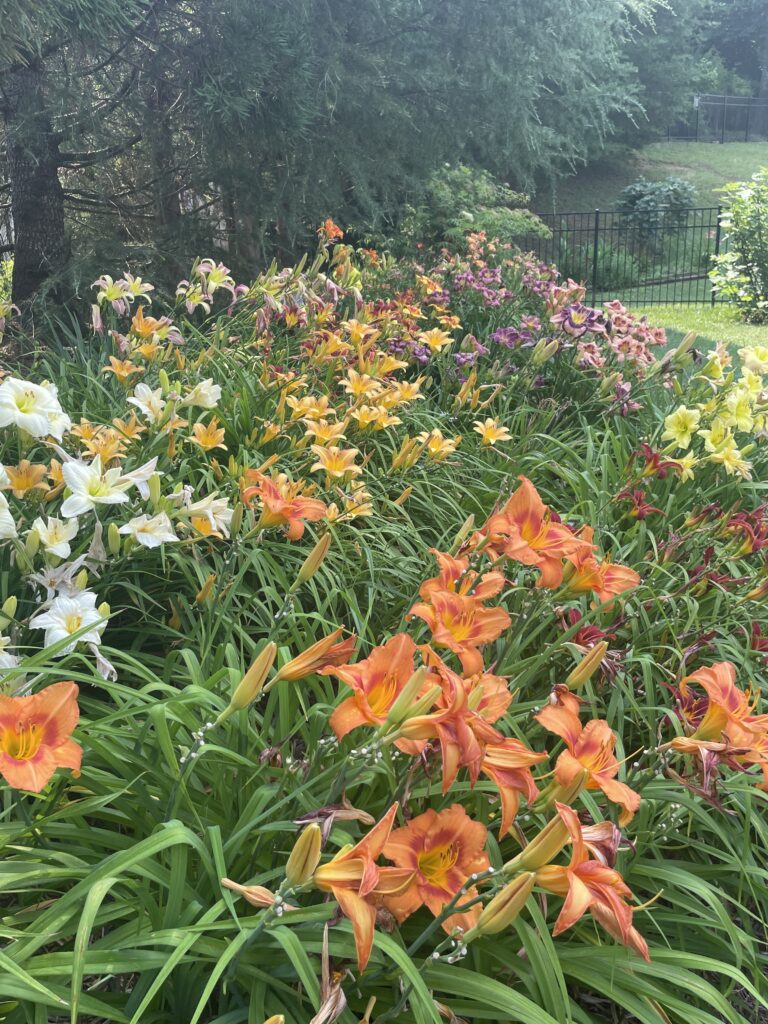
[632,303,768,348]
[538,141,768,213]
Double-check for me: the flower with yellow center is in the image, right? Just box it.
[364,352,408,376]
[112,412,146,440]
[418,328,453,353]
[342,319,379,347]
[70,419,98,442]
[661,405,700,450]
[416,429,461,461]
[739,370,764,397]
[709,438,752,479]
[102,357,144,385]
[698,417,730,453]
[722,388,754,433]
[286,395,333,421]
[82,428,128,463]
[739,345,768,375]
[133,339,162,362]
[349,405,400,431]
[670,451,697,482]
[191,416,227,452]
[310,445,362,482]
[327,484,374,522]
[304,418,347,444]
[473,418,512,446]
[384,379,424,407]
[343,369,382,400]
[259,420,283,444]
[4,460,49,499]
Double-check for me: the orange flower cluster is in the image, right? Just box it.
[471,476,640,604]
[241,470,327,540]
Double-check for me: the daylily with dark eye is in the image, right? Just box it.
[313,803,414,971]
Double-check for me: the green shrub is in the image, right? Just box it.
[710,168,768,322]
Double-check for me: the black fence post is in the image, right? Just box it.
[591,209,600,306]
[711,205,722,308]
[745,102,751,142]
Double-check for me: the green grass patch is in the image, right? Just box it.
[632,303,768,347]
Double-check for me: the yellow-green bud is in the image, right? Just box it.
[285,823,322,887]
[97,601,111,619]
[108,522,121,557]
[385,667,430,728]
[148,473,162,507]
[158,369,171,393]
[503,813,571,874]
[565,641,608,688]
[230,502,244,537]
[218,642,278,722]
[464,872,535,939]
[293,533,332,588]
[25,529,40,558]
[75,569,89,591]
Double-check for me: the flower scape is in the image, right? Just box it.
[0,229,767,1024]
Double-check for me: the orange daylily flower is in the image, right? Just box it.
[318,218,344,241]
[418,549,505,603]
[536,699,640,825]
[383,805,489,933]
[4,460,48,499]
[535,803,649,961]
[46,459,65,499]
[563,527,640,604]
[668,661,765,754]
[0,681,82,791]
[102,356,144,384]
[477,477,593,589]
[313,803,413,971]
[241,471,327,541]
[408,590,511,675]
[481,739,547,837]
[322,634,420,739]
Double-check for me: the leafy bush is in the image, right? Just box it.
[618,176,698,253]
[392,164,549,252]
[710,168,768,322]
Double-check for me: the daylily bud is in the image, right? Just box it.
[531,338,558,365]
[158,368,171,393]
[466,683,485,711]
[263,1017,285,1024]
[195,573,216,603]
[228,455,238,476]
[536,767,589,813]
[220,641,278,720]
[450,513,476,554]
[503,813,571,873]
[293,533,332,588]
[1,596,17,620]
[108,522,121,557]
[267,627,354,688]
[230,502,244,537]
[221,878,295,910]
[97,602,111,619]
[566,641,608,688]
[385,666,430,728]
[393,486,412,506]
[741,576,768,602]
[671,331,696,367]
[75,569,89,591]
[25,529,40,558]
[392,683,444,739]
[285,823,323,887]
[464,872,535,939]
[148,473,162,507]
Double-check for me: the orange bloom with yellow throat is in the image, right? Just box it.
[241,470,327,541]
[408,591,511,676]
[383,805,489,933]
[536,692,640,825]
[562,527,640,604]
[0,681,82,791]
[477,476,592,589]
[313,803,413,971]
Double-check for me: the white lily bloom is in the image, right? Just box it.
[178,378,221,409]
[0,465,10,487]
[30,516,79,559]
[119,457,160,500]
[119,512,178,548]
[0,377,69,439]
[184,493,233,537]
[28,555,90,599]
[0,493,17,539]
[0,635,22,690]
[127,383,166,423]
[29,590,105,654]
[61,456,131,517]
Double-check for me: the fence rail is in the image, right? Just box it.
[668,94,768,143]
[519,206,725,306]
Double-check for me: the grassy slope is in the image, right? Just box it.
[632,303,768,348]
[537,141,768,213]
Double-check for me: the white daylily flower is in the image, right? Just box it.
[28,556,90,599]
[119,512,178,548]
[60,456,131,517]
[119,457,160,500]
[0,465,10,487]
[184,493,233,537]
[178,378,221,409]
[0,377,70,439]
[30,516,79,559]
[29,590,105,654]
[0,493,17,539]
[127,383,166,423]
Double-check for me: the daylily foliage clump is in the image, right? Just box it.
[0,227,766,1023]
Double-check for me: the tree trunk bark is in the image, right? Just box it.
[3,62,69,305]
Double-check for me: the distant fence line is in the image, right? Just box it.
[520,206,725,307]
[668,93,768,144]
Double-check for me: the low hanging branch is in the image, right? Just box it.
[58,134,142,169]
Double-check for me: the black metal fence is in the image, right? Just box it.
[668,94,768,143]
[519,206,725,306]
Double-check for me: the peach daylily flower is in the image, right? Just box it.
[481,739,547,837]
[4,460,48,499]
[322,634,420,739]
[310,445,362,482]
[418,549,505,603]
[535,803,649,961]
[669,661,765,754]
[408,590,511,675]
[0,681,82,791]
[478,476,592,589]
[383,805,489,933]
[241,471,327,541]
[536,700,640,825]
[102,356,144,385]
[563,527,640,604]
[191,416,227,453]
[313,803,413,971]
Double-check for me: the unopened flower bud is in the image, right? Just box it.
[195,574,216,604]
[148,473,162,507]
[25,529,40,558]
[464,872,535,939]
[75,569,89,591]
[565,641,608,688]
[0,595,17,629]
[221,878,295,911]
[230,502,244,537]
[108,522,121,557]
[285,823,322,887]
[503,813,571,873]
[293,533,332,588]
[262,1017,285,1024]
[97,602,111,619]
[218,641,278,722]
[158,369,171,393]
[385,667,430,728]
[450,513,475,554]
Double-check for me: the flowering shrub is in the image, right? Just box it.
[0,227,766,1023]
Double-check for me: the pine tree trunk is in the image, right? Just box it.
[3,62,69,305]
